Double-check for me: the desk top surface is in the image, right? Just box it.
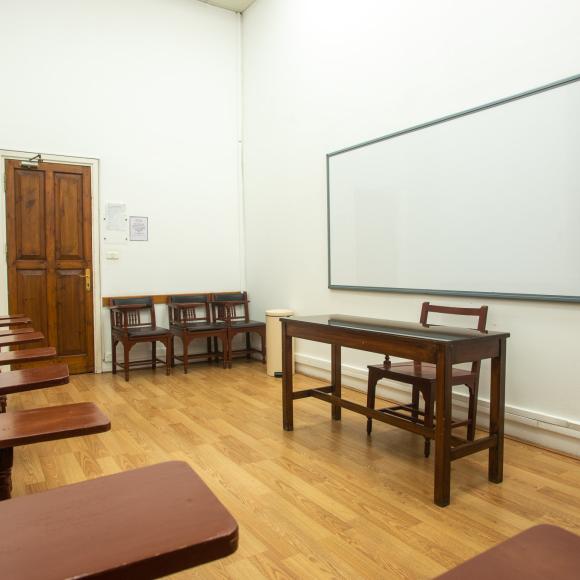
[437,525,580,579]
[0,331,43,347]
[0,461,238,580]
[0,317,31,327]
[285,315,509,342]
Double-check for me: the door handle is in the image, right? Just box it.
[77,268,91,291]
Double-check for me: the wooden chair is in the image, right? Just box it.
[110,297,172,381]
[211,292,266,369]
[366,302,488,457]
[169,294,228,373]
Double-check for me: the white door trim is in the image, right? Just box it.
[0,149,103,373]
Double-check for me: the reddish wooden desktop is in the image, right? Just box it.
[281,315,509,507]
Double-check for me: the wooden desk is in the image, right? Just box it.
[0,461,238,579]
[0,331,44,348]
[281,315,509,507]
[0,402,111,499]
[0,328,34,337]
[437,525,580,579]
[0,347,57,366]
[0,317,31,327]
[0,365,69,396]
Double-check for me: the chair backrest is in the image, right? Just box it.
[211,292,249,323]
[419,301,488,374]
[168,294,211,324]
[110,297,155,328]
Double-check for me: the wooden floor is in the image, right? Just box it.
[9,361,580,579]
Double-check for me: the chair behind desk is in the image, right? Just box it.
[366,302,488,457]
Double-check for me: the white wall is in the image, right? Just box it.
[242,0,580,453]
[0,0,243,363]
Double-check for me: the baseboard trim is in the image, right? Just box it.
[294,353,580,458]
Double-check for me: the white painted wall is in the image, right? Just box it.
[242,0,580,453]
[0,0,242,364]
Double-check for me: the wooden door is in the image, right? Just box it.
[5,160,94,374]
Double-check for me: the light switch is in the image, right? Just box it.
[106,251,120,260]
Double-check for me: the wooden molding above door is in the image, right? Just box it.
[5,159,95,374]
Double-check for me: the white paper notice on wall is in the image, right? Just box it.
[129,216,148,241]
[104,202,128,244]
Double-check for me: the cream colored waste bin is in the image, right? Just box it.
[266,309,295,377]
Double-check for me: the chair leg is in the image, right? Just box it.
[423,388,434,458]
[261,331,266,363]
[246,332,251,359]
[411,386,420,422]
[207,337,212,364]
[183,335,190,374]
[123,341,132,382]
[165,338,171,376]
[467,381,479,441]
[152,342,157,370]
[112,339,117,374]
[366,368,380,435]
[171,336,176,368]
[213,337,219,364]
[225,332,234,369]
[221,336,229,369]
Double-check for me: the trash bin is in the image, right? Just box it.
[265,309,295,377]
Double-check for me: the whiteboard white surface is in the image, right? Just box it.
[328,76,580,301]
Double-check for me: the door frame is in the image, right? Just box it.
[0,149,103,373]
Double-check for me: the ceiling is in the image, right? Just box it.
[198,0,256,12]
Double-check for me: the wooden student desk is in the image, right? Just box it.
[281,315,509,507]
[0,317,31,328]
[0,331,44,348]
[437,525,580,579]
[0,461,238,579]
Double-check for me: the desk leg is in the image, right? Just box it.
[489,337,506,483]
[282,325,294,431]
[0,447,13,500]
[331,344,341,420]
[434,346,452,507]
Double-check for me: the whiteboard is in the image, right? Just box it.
[327,75,580,302]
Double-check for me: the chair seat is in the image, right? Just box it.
[368,361,475,384]
[173,322,226,332]
[126,326,170,338]
[229,320,265,329]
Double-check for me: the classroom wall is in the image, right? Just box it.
[242,0,580,453]
[0,0,243,364]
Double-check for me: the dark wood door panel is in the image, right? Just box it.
[14,270,49,346]
[14,169,46,260]
[56,270,86,356]
[55,172,84,261]
[5,160,94,374]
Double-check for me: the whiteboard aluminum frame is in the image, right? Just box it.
[326,72,580,303]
